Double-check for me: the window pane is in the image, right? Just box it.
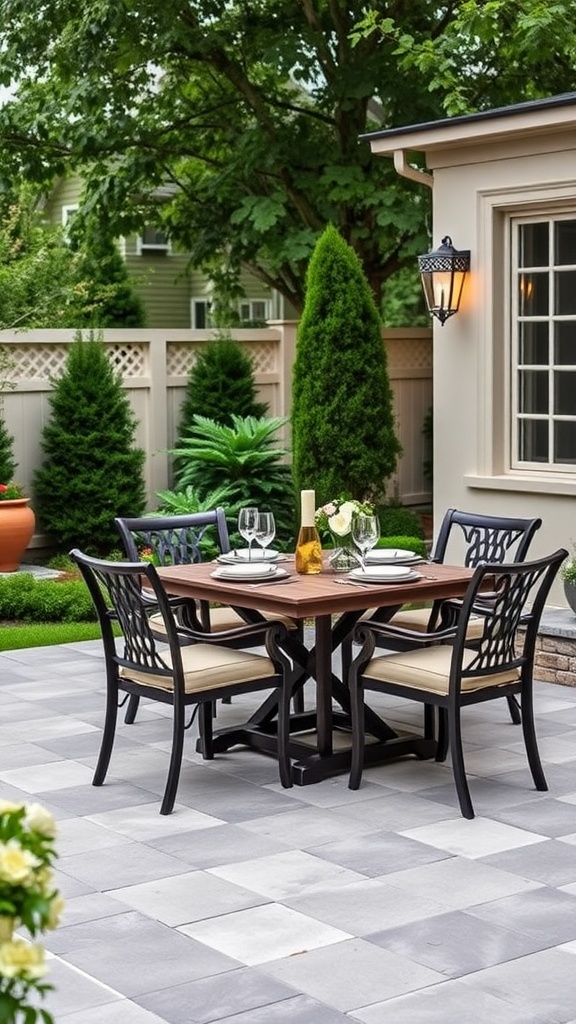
[554,371,576,415]
[518,419,548,462]
[519,322,548,364]
[555,421,576,464]
[555,270,576,315]
[555,323,576,365]
[555,221,576,266]
[519,273,548,316]
[519,223,548,267]
[518,370,548,414]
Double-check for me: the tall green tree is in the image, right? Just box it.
[33,332,146,553]
[1,2,572,311]
[68,217,146,328]
[292,223,401,504]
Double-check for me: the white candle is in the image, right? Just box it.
[300,489,316,527]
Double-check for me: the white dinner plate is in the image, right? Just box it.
[349,565,420,583]
[211,564,288,582]
[217,548,281,563]
[365,548,422,565]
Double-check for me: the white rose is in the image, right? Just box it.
[0,939,47,979]
[25,804,57,838]
[0,840,39,885]
[328,511,352,536]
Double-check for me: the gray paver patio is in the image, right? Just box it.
[2,637,576,1023]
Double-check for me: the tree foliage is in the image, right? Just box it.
[178,335,268,433]
[292,223,401,504]
[0,2,573,312]
[33,332,146,553]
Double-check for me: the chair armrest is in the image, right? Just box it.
[172,618,290,645]
[354,618,459,646]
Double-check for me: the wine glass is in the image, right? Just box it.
[254,511,276,559]
[238,506,259,561]
[351,514,380,570]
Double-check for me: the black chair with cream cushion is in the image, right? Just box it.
[357,509,543,728]
[114,511,300,722]
[348,549,565,819]
[71,549,296,814]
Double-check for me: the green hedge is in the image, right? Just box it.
[0,575,96,623]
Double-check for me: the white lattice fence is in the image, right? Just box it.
[0,325,431,553]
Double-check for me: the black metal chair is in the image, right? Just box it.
[71,549,296,814]
[114,511,301,722]
[348,549,566,818]
[347,509,543,728]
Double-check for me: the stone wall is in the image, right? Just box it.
[533,609,576,687]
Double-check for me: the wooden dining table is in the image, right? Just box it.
[157,557,475,785]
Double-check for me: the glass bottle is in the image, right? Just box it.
[295,489,322,574]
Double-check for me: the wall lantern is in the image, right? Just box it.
[418,236,470,326]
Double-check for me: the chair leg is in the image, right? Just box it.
[198,701,214,759]
[124,694,140,725]
[506,694,522,725]
[520,687,548,792]
[160,700,186,815]
[447,706,474,819]
[436,708,449,762]
[93,686,118,786]
[348,673,365,790]
[424,704,435,741]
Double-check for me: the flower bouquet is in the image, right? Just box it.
[315,497,374,571]
[0,801,64,1024]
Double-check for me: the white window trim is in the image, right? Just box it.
[465,180,576,497]
[136,230,171,254]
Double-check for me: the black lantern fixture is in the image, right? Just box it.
[418,236,470,326]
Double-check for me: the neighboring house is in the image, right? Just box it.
[42,176,286,328]
[363,92,576,605]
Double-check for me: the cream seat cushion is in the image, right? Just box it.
[358,607,485,642]
[363,645,520,695]
[120,643,276,693]
[149,606,296,636]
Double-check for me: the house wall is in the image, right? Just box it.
[0,325,431,554]
[427,129,576,604]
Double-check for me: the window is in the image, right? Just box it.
[239,299,270,324]
[192,299,212,329]
[137,227,170,253]
[511,216,576,471]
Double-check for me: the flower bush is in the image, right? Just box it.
[0,483,25,501]
[315,497,374,539]
[0,801,64,1024]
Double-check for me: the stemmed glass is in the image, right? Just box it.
[254,511,276,558]
[238,506,259,561]
[351,514,380,570]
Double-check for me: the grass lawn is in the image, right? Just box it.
[0,622,105,651]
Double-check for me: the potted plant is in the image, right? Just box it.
[560,548,576,614]
[0,482,35,573]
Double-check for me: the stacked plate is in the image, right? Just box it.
[364,548,422,567]
[211,562,289,582]
[217,548,282,564]
[349,564,420,584]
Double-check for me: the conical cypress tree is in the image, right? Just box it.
[178,334,268,431]
[33,332,146,553]
[0,418,16,484]
[292,224,401,505]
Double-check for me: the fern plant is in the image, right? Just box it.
[169,415,294,542]
[153,483,240,518]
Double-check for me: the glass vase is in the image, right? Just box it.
[328,533,361,572]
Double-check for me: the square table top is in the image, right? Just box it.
[157,558,475,620]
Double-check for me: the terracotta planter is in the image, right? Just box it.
[0,498,35,572]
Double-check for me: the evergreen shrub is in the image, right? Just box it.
[178,334,268,431]
[292,223,401,506]
[33,332,146,553]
